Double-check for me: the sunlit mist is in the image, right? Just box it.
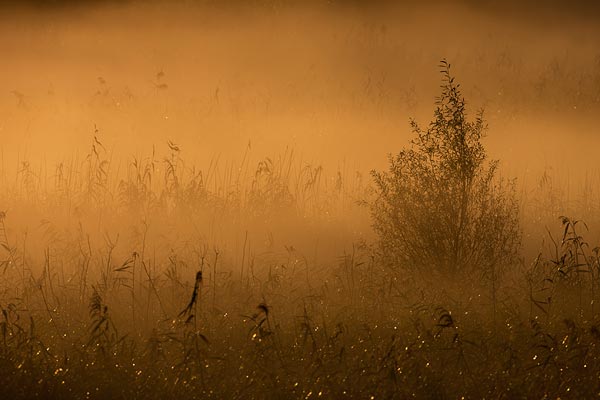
[1,1,599,398]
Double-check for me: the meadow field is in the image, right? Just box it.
[1,1,600,398]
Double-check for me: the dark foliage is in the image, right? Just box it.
[371,60,520,279]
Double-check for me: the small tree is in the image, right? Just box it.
[371,60,520,280]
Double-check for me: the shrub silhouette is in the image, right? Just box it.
[371,60,520,280]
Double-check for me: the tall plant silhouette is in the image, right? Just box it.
[371,60,520,279]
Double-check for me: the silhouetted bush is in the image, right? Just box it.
[371,60,521,280]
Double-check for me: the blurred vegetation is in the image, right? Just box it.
[2,61,600,399]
